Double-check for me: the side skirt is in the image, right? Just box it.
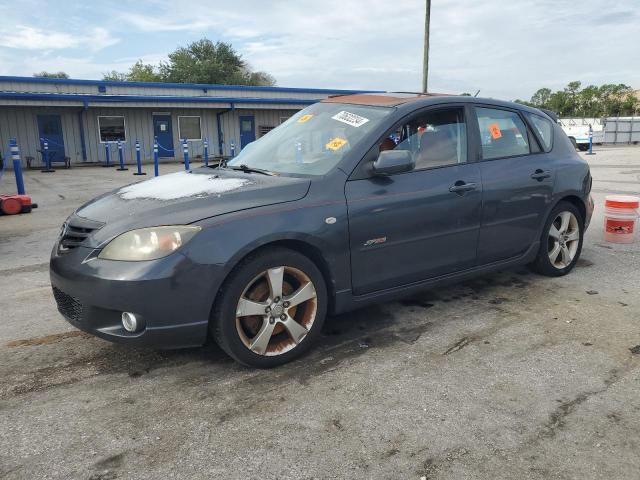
[332,241,539,315]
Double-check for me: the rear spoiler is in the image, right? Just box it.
[539,108,559,123]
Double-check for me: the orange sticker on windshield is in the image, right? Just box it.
[489,123,502,139]
[326,137,348,151]
[298,114,314,124]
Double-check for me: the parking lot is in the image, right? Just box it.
[1,147,639,480]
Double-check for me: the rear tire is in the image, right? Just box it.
[530,201,584,277]
[578,144,589,152]
[211,247,327,368]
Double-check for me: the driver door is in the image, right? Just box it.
[345,105,482,295]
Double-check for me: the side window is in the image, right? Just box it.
[378,108,467,170]
[475,107,530,160]
[525,112,554,152]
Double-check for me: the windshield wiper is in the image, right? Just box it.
[228,164,275,176]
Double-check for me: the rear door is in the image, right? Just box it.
[473,106,555,264]
[346,105,482,295]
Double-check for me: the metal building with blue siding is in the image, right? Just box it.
[0,76,371,166]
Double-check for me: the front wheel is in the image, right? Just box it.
[530,201,584,277]
[211,247,327,368]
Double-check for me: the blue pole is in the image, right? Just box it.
[116,140,128,171]
[103,143,112,167]
[10,138,26,195]
[182,139,190,171]
[203,138,209,167]
[586,124,595,155]
[133,140,146,175]
[230,139,235,158]
[41,140,54,173]
[153,137,159,177]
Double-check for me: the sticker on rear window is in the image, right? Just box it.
[298,114,314,124]
[325,137,348,151]
[488,123,502,139]
[331,111,370,128]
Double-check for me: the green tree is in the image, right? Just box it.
[104,38,276,86]
[530,87,552,108]
[33,71,69,79]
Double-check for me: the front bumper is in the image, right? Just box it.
[50,242,224,349]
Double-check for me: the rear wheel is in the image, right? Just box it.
[530,201,584,277]
[578,144,589,151]
[211,248,327,368]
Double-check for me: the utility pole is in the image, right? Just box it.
[421,0,431,93]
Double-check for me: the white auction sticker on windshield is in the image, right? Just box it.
[331,111,370,128]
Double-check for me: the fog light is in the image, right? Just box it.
[121,312,139,332]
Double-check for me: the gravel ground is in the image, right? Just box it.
[0,147,639,480]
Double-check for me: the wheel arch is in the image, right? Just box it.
[556,194,586,223]
[210,237,338,319]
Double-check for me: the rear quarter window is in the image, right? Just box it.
[475,107,530,160]
[525,112,554,152]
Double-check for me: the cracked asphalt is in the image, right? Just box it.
[1,147,639,480]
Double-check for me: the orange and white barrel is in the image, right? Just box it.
[604,195,639,244]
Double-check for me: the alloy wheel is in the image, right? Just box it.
[235,266,317,356]
[547,211,580,269]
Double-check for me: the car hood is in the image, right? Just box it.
[74,168,310,244]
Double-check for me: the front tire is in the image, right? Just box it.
[211,247,327,368]
[530,201,584,277]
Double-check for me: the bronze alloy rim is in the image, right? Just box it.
[235,266,317,356]
[547,211,580,269]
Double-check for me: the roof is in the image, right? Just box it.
[322,92,457,106]
[0,75,380,96]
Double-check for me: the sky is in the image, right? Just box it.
[0,0,638,101]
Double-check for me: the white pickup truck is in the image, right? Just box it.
[559,118,604,151]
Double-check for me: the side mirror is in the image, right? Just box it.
[372,150,415,176]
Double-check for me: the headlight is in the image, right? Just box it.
[98,225,201,261]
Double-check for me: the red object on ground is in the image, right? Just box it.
[0,194,36,215]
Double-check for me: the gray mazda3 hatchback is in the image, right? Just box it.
[51,93,594,367]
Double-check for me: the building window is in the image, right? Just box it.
[259,125,275,137]
[279,116,291,124]
[178,116,202,140]
[98,116,126,142]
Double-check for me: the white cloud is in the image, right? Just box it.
[0,26,118,52]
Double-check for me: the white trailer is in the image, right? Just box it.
[559,118,605,151]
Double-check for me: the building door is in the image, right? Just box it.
[37,115,65,162]
[239,115,255,149]
[153,114,174,157]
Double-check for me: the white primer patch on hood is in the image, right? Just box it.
[118,171,252,201]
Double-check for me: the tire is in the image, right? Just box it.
[530,201,584,277]
[578,144,589,152]
[211,247,327,368]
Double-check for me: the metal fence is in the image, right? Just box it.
[603,117,640,144]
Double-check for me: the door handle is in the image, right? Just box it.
[449,181,477,194]
[531,169,551,181]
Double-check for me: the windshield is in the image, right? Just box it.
[227,102,393,175]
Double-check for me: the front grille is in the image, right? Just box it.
[58,216,104,252]
[52,286,84,322]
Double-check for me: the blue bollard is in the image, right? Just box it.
[103,143,112,167]
[182,139,190,171]
[116,140,128,171]
[230,139,236,158]
[41,140,54,173]
[133,140,146,175]
[586,124,595,155]
[10,138,26,195]
[203,138,209,167]
[153,137,159,177]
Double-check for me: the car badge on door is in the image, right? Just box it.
[364,237,387,247]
